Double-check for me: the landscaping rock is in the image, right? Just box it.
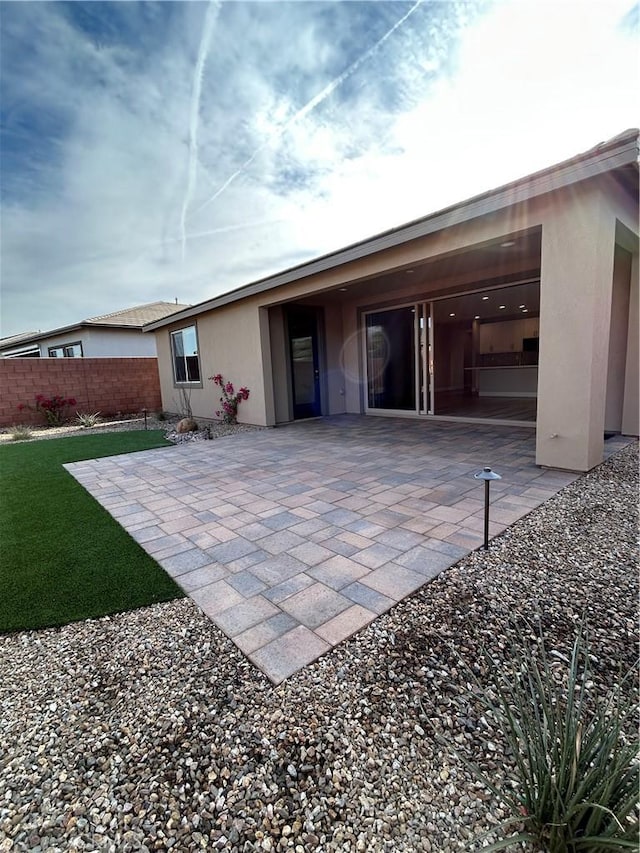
[176,418,199,433]
[1,442,637,851]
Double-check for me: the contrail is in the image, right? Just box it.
[179,0,221,261]
[192,0,423,217]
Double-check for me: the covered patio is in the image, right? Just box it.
[65,417,629,683]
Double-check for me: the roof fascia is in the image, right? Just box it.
[143,132,639,331]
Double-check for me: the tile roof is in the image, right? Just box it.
[0,301,190,351]
[86,301,190,327]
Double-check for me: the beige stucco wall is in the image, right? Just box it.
[155,300,269,425]
[268,306,291,424]
[621,251,639,436]
[536,184,619,471]
[605,246,632,432]
[323,303,347,415]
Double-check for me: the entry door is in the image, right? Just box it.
[288,307,322,419]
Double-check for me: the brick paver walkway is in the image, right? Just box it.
[65,417,629,683]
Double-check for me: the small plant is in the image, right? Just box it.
[447,622,639,851]
[8,425,34,441]
[210,374,250,424]
[76,412,102,428]
[18,393,77,427]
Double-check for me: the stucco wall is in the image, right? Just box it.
[0,358,161,427]
[621,251,639,436]
[81,328,159,357]
[15,328,159,358]
[323,303,347,415]
[155,302,268,425]
[605,246,633,432]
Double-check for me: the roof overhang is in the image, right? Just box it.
[144,128,639,332]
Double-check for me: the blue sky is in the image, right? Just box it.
[1,0,638,338]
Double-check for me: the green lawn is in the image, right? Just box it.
[0,431,184,633]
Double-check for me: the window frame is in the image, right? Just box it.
[48,341,83,358]
[170,325,202,386]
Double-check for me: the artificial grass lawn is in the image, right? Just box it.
[0,431,184,633]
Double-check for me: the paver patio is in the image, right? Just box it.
[64,416,630,684]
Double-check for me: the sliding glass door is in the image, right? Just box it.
[365,306,419,412]
[363,283,539,422]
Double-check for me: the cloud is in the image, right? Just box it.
[0,0,637,337]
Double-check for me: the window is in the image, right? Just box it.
[48,342,83,358]
[4,346,40,358]
[171,326,201,383]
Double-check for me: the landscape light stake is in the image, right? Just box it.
[473,466,502,550]
[143,408,148,430]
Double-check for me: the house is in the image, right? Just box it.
[145,130,639,473]
[0,301,189,359]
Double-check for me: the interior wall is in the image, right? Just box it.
[605,246,632,432]
[479,317,539,353]
[434,323,467,392]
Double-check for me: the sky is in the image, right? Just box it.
[0,0,638,339]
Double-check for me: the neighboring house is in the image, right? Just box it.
[145,130,639,473]
[0,301,189,359]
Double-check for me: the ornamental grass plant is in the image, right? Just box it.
[462,622,639,851]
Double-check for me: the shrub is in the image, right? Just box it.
[209,374,250,424]
[453,622,639,851]
[18,394,77,427]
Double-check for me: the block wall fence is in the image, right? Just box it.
[0,358,162,427]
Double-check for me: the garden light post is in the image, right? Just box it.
[142,408,148,430]
[474,466,502,550]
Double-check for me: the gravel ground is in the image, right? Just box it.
[1,440,638,853]
[0,415,259,444]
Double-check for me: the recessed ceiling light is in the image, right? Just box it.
[339,287,348,292]
[449,312,455,317]
[519,304,526,308]
[500,240,516,248]
[499,305,506,309]
[406,269,414,274]
[522,308,529,313]
[482,296,489,301]
[474,315,480,320]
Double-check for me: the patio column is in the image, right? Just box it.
[536,189,617,471]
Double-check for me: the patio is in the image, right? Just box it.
[64,416,623,684]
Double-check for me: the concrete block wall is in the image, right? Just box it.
[0,358,162,427]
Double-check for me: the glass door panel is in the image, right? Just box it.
[288,307,322,419]
[365,307,416,410]
[291,335,315,406]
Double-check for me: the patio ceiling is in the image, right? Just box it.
[295,228,542,309]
